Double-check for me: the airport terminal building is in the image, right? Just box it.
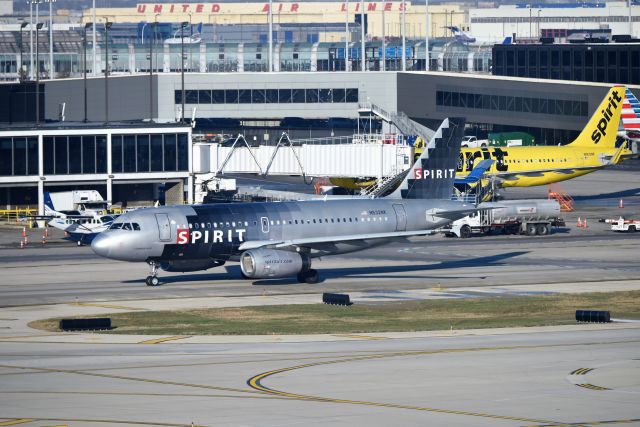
[0,123,193,214]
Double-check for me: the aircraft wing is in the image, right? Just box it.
[238,208,479,251]
[492,166,599,181]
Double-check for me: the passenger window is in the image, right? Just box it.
[336,218,340,222]
[244,222,249,227]
[132,223,141,231]
[110,223,123,230]
[313,219,316,223]
[122,223,132,231]
[294,220,298,224]
[232,222,236,227]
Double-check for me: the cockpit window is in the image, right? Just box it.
[109,222,141,231]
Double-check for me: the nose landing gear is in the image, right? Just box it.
[145,261,161,286]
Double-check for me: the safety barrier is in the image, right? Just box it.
[0,208,37,225]
[575,310,611,323]
[322,293,353,306]
[59,318,112,331]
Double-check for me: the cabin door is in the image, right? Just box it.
[393,204,407,231]
[155,213,172,241]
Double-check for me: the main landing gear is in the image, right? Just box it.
[145,261,161,286]
[297,269,319,284]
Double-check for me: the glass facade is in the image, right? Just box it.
[111,133,188,173]
[0,137,38,176]
[493,44,640,85]
[436,90,588,117]
[43,135,107,175]
[176,88,359,104]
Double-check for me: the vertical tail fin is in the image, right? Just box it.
[43,192,59,216]
[621,88,640,131]
[388,117,465,200]
[569,86,624,148]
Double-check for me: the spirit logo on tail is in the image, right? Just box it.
[592,89,622,143]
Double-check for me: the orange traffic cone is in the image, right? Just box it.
[619,199,624,209]
[24,236,28,246]
[44,228,49,238]
[21,227,26,238]
[577,217,582,228]
[583,218,588,228]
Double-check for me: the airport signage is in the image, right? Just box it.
[136,2,410,15]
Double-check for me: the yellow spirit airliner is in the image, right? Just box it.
[456,86,631,187]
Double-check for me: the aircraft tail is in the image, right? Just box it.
[569,86,624,148]
[621,88,640,131]
[43,192,57,216]
[388,117,465,200]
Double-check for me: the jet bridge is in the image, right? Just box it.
[193,133,413,180]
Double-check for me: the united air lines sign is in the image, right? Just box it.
[136,2,409,15]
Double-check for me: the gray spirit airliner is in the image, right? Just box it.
[92,118,475,286]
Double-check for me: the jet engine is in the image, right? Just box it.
[160,259,225,272]
[240,249,310,279]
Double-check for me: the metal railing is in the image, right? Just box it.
[0,208,37,225]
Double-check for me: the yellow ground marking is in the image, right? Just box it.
[332,334,388,341]
[0,390,285,401]
[570,368,594,375]
[71,302,145,311]
[532,419,640,426]
[576,383,611,391]
[139,336,191,344]
[0,420,34,426]
[0,419,206,427]
[247,340,640,424]
[248,345,556,424]
[0,363,263,396]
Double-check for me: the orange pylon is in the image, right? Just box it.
[21,227,27,238]
[583,218,588,228]
[577,217,582,228]
[619,199,624,209]
[44,228,49,238]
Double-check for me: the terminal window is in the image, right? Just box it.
[176,88,359,104]
[436,90,587,117]
[42,135,106,175]
[111,133,188,174]
[0,137,38,176]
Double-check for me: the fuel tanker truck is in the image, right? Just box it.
[441,199,564,238]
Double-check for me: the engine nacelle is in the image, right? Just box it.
[240,249,309,279]
[160,259,225,272]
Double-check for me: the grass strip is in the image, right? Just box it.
[31,291,640,335]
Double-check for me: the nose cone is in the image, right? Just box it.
[91,233,112,258]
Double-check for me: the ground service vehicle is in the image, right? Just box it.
[442,199,563,238]
[610,218,640,233]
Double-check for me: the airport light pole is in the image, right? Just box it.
[104,20,112,123]
[83,22,91,122]
[381,6,385,71]
[345,0,349,71]
[360,0,365,71]
[47,0,54,79]
[20,22,28,82]
[29,0,33,80]
[149,21,156,122]
[401,0,406,71]
[425,0,429,71]
[268,0,273,72]
[92,0,96,76]
[35,22,43,126]
[629,0,633,36]
[180,21,188,123]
